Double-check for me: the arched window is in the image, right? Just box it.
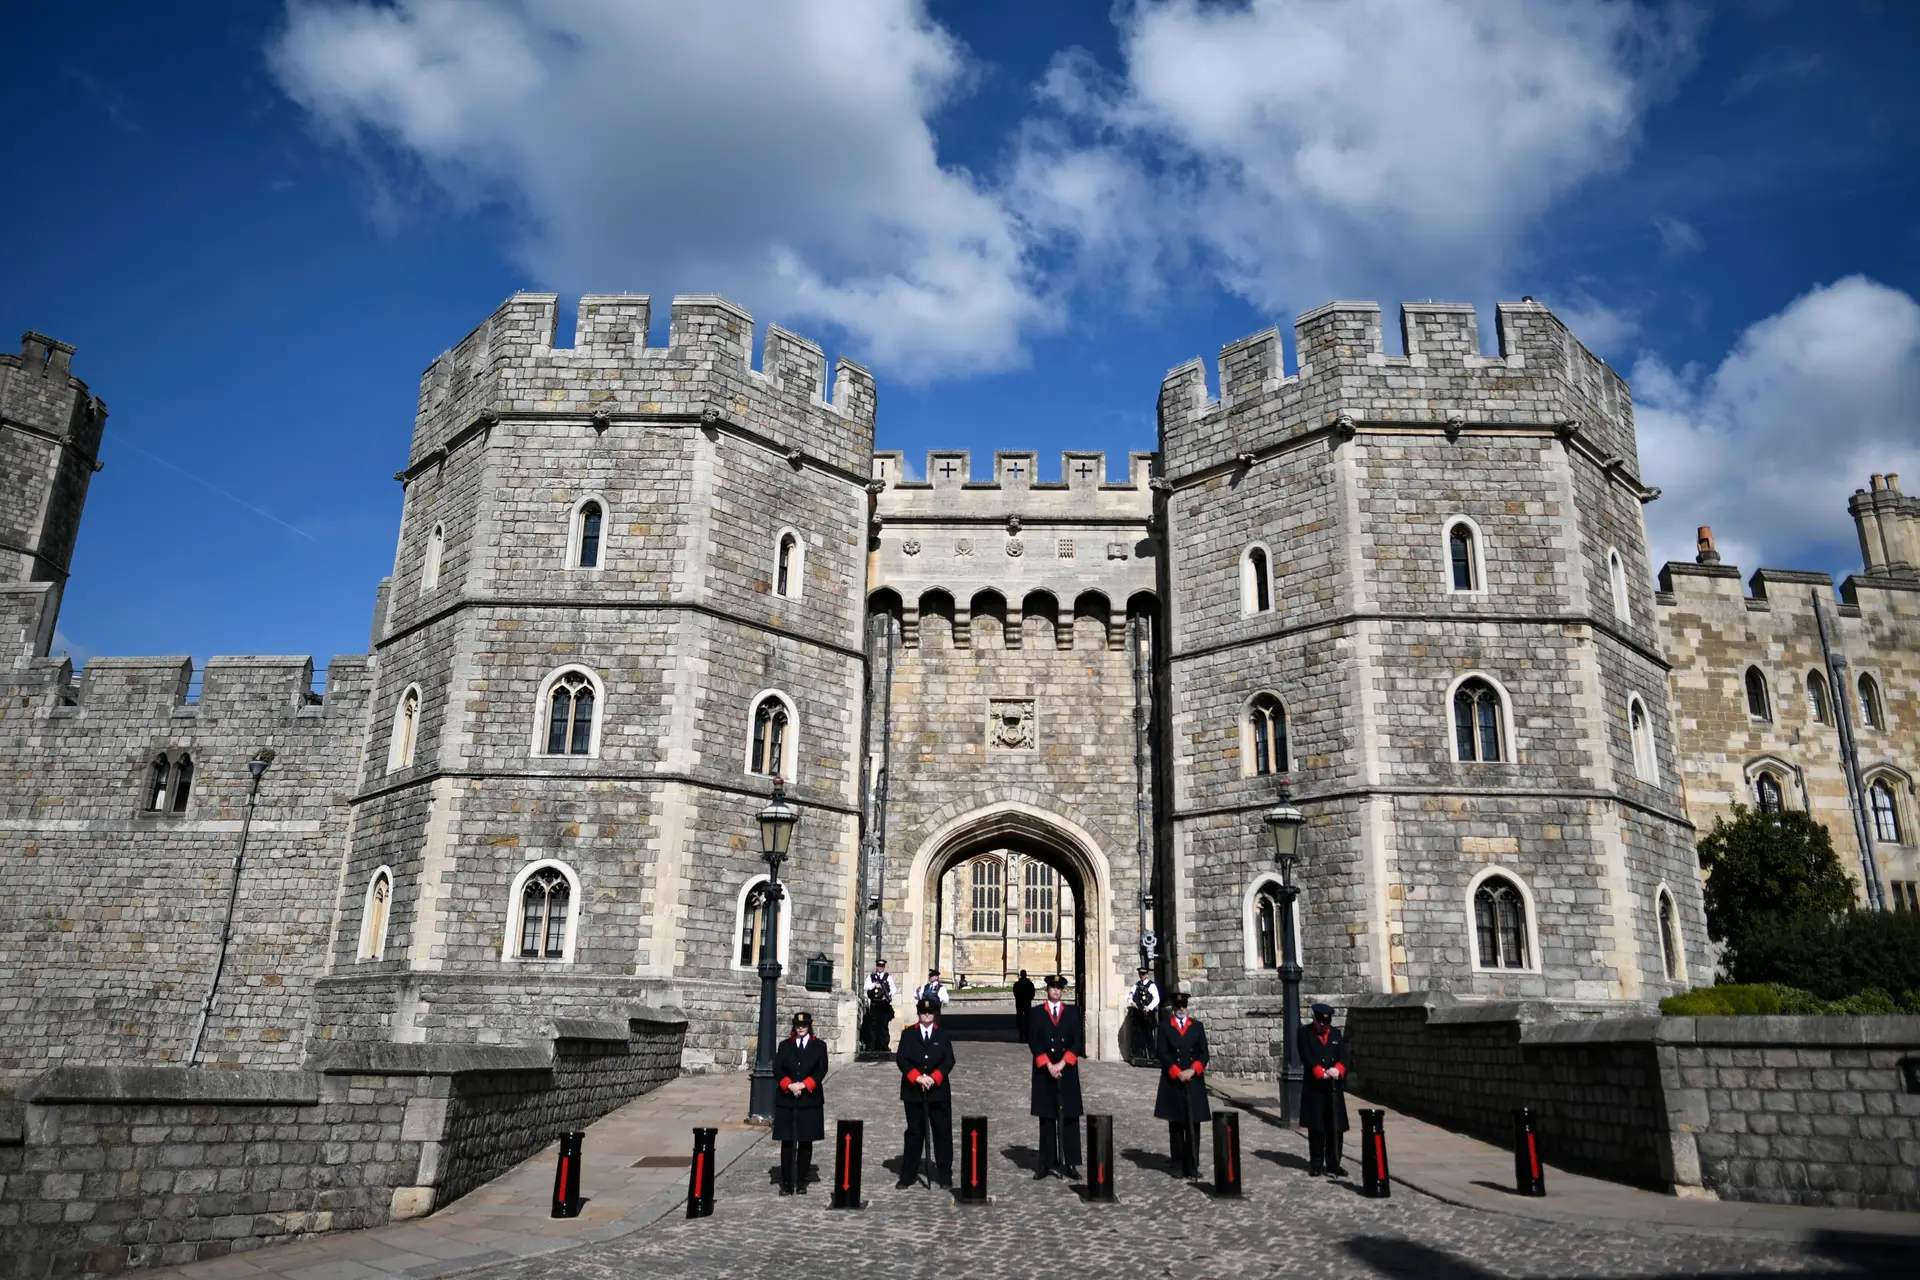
[747,693,794,778]
[422,523,444,593]
[146,756,170,812]
[1246,694,1289,777]
[773,529,805,599]
[1744,667,1771,722]
[734,877,791,969]
[1656,888,1682,982]
[1754,771,1784,813]
[387,685,420,773]
[1241,545,1273,614]
[1022,862,1057,934]
[170,754,194,813]
[358,867,392,962]
[970,859,1003,934]
[538,668,600,757]
[516,867,572,960]
[567,499,604,570]
[1608,549,1630,623]
[1472,874,1531,970]
[1871,780,1904,844]
[1254,886,1280,969]
[1628,695,1657,783]
[1452,678,1505,763]
[1859,674,1885,730]
[1806,671,1830,725]
[1446,519,1482,593]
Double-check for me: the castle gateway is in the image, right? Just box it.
[3,293,1912,1085]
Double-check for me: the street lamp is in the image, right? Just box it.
[747,778,801,1122]
[1262,777,1307,1124]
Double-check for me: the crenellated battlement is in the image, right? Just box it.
[413,292,875,475]
[25,654,375,716]
[871,450,1155,526]
[1157,298,1635,482]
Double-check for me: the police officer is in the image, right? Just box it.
[894,995,955,1188]
[1153,990,1209,1180]
[918,968,950,1010]
[1026,974,1083,1179]
[771,1011,828,1194]
[862,959,897,1052]
[1299,1003,1349,1176]
[1129,966,1161,1061]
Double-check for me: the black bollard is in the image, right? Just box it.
[550,1130,584,1218]
[686,1127,718,1218]
[831,1119,863,1210]
[1359,1109,1390,1198]
[959,1115,989,1203]
[1084,1115,1115,1201]
[1513,1108,1545,1197]
[1211,1110,1242,1197]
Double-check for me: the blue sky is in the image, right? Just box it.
[5,0,1918,669]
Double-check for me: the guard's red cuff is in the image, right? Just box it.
[1168,1065,1182,1080]
[779,1076,792,1089]
[931,1070,944,1085]
[1063,1052,1078,1067]
[907,1069,922,1084]
[803,1077,817,1092]
[1036,1054,1049,1068]
[1312,1066,1326,1080]
[1191,1061,1204,1076]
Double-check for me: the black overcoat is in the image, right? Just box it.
[1026,1002,1085,1119]
[895,1023,956,1104]
[1012,976,1035,1023]
[772,1034,829,1142]
[1153,1015,1212,1124]
[1297,1023,1349,1134]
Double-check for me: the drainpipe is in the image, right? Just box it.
[1812,592,1885,910]
[188,748,275,1066]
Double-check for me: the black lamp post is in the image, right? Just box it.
[1263,778,1306,1124]
[188,748,275,1067]
[747,779,800,1122]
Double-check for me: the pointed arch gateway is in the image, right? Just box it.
[901,802,1121,1059]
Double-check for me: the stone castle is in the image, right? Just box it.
[3,296,1915,1084]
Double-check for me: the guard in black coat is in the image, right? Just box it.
[771,1011,829,1194]
[1299,1003,1349,1176]
[1026,975,1084,1178]
[894,996,956,1188]
[1011,969,1035,1036]
[1152,991,1210,1179]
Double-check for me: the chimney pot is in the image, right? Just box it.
[1695,525,1721,565]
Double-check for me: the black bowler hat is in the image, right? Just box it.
[916,996,940,1016]
[1310,1003,1335,1018]
[792,1011,813,1030]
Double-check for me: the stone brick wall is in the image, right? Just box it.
[0,332,106,589]
[0,1011,684,1279]
[1344,991,1920,1210]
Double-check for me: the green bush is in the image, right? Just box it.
[1659,984,1782,1016]
[1727,909,1920,999]
[1695,807,1855,952]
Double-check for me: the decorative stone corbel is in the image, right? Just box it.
[1444,412,1465,442]
[1007,515,1022,536]
[1237,451,1256,469]
[1334,411,1357,442]
[590,409,613,433]
[786,449,805,469]
[1149,476,1173,494]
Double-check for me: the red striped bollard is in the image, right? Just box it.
[1211,1110,1242,1197]
[550,1130,584,1218]
[830,1119,863,1209]
[959,1115,989,1203]
[1513,1108,1545,1197]
[1084,1115,1115,1201]
[1359,1109,1390,1198]
[686,1127,718,1218]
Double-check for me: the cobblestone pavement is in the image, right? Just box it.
[459,1043,1919,1279]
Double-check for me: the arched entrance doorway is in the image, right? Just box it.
[902,803,1120,1058]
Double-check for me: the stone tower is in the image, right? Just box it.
[0,331,106,657]
[313,294,876,1066]
[1156,300,1705,1070]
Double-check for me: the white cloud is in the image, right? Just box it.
[1635,276,1920,575]
[270,0,1050,377]
[1017,0,1694,313]
[1654,215,1702,258]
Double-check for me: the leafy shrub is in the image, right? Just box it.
[1696,807,1855,953]
[1727,909,1920,1000]
[1658,984,1781,1016]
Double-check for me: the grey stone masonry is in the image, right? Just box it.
[1342,991,1920,1212]
[1158,299,1704,1073]
[0,1010,685,1279]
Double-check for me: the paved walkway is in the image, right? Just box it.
[151,1043,1920,1279]
[146,1071,764,1280]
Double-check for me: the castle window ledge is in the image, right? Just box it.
[169,705,199,719]
[1743,599,1772,612]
